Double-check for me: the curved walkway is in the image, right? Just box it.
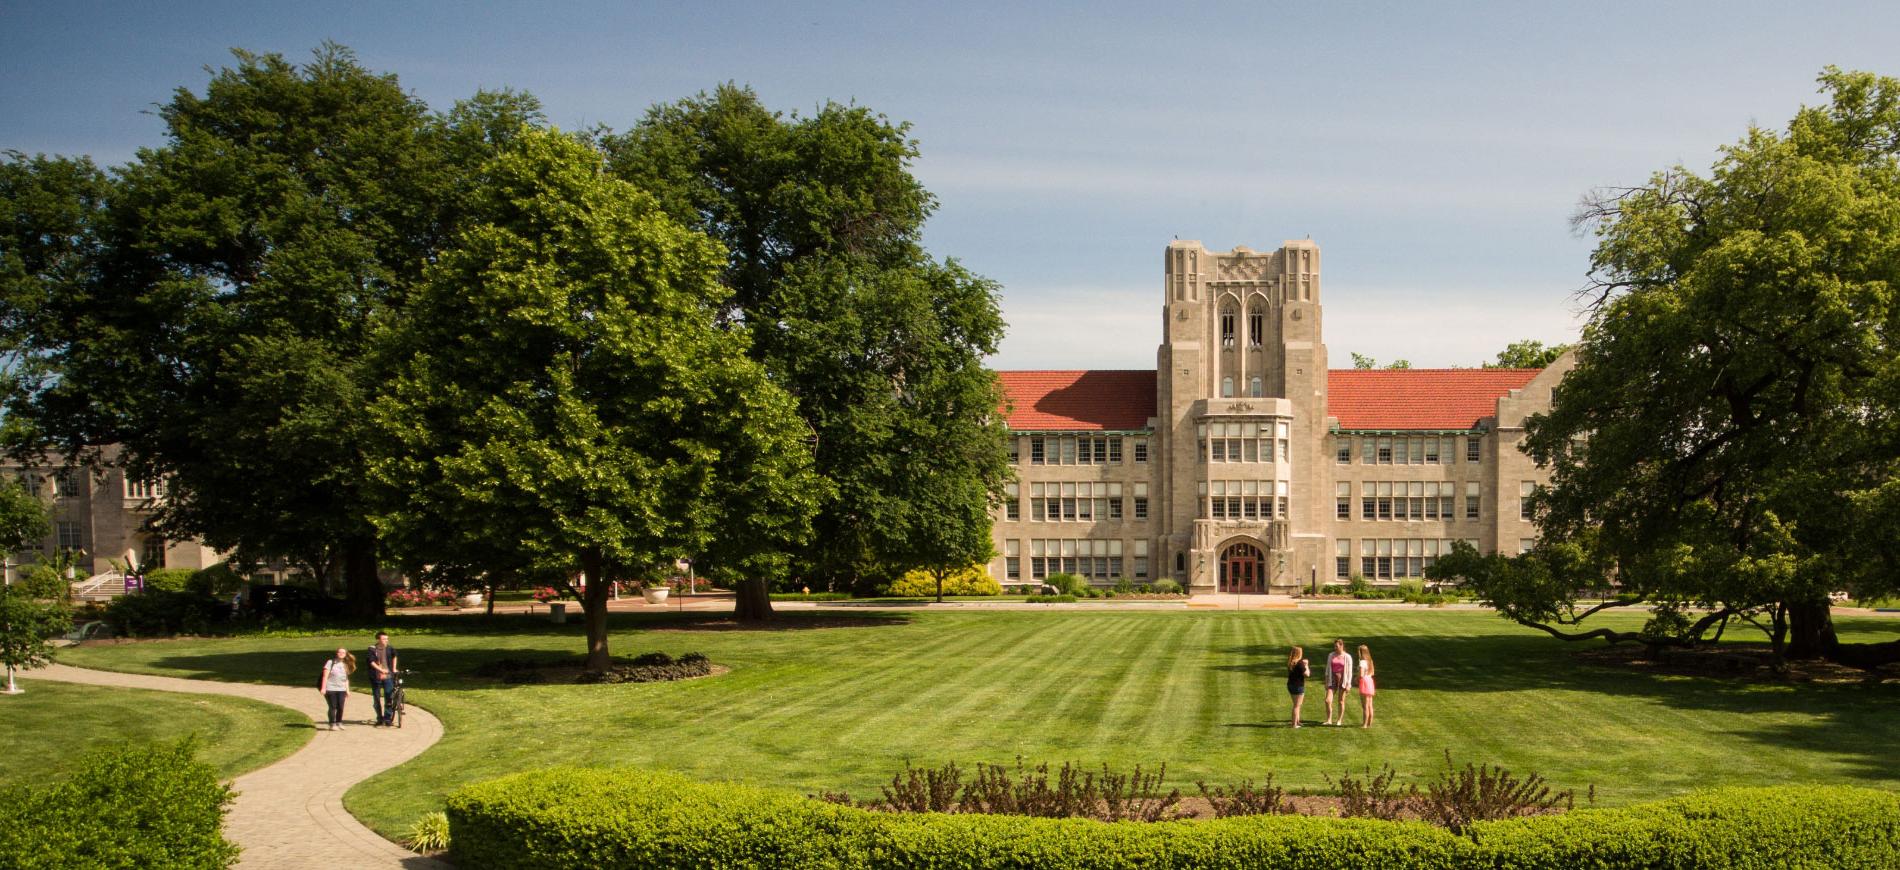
[32,663,448,869]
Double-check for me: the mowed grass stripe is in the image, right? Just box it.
[50,609,1900,837]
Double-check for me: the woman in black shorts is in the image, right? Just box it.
[1286,645,1310,728]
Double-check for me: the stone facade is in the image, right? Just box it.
[2,450,222,581]
[991,239,1572,594]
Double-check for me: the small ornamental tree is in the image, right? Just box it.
[0,477,59,693]
[366,128,815,669]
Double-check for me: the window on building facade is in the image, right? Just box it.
[1108,438,1123,463]
[125,477,166,500]
[1220,376,1234,397]
[1249,376,1263,398]
[56,521,82,552]
[1361,482,1376,519]
[1336,439,1351,464]
[53,470,81,499]
[1175,552,1186,574]
[1360,437,1374,464]
[1465,482,1480,519]
[1133,540,1149,578]
[1376,481,1393,519]
[1061,437,1077,464]
[1196,481,1208,518]
[142,537,167,569]
[1030,437,1046,464]
[1005,483,1020,520]
[1336,539,1351,579]
[1133,439,1148,462]
[1005,540,1020,580]
[1520,538,1535,554]
[1008,439,1020,464]
[1336,481,1351,519]
[1133,483,1148,519]
[1277,422,1290,462]
[1467,436,1482,463]
[1520,480,1537,521]
[1248,309,1263,347]
[1376,438,1393,463]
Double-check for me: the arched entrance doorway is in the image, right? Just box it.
[1219,542,1266,593]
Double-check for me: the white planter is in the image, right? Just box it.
[642,588,670,604]
[460,592,485,607]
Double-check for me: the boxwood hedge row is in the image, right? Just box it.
[446,766,1900,869]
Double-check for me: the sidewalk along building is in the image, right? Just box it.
[990,239,1573,594]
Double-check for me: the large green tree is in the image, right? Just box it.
[600,86,1010,617]
[1,47,550,619]
[1493,68,1900,668]
[365,128,817,668]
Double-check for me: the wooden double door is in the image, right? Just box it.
[1218,542,1266,593]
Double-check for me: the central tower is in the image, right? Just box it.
[1154,240,1330,594]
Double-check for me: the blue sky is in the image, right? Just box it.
[6,1,1898,369]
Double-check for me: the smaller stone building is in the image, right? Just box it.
[2,451,221,581]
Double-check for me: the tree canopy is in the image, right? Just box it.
[1485,340,1571,369]
[364,127,818,668]
[1452,68,1900,669]
[600,85,1010,615]
[1349,353,1411,369]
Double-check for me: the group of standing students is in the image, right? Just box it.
[1285,639,1376,728]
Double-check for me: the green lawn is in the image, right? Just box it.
[0,680,310,787]
[54,609,1900,838]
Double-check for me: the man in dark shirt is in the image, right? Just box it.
[367,631,399,726]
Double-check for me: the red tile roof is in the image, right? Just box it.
[1327,368,1540,430]
[993,367,1543,432]
[996,370,1157,431]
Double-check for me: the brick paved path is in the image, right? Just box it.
[32,663,449,869]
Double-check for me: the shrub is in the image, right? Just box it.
[1025,594,1077,603]
[885,566,1003,597]
[104,587,228,637]
[187,562,249,599]
[1112,578,1135,593]
[1324,764,1411,821]
[140,567,198,592]
[1319,583,1344,595]
[1046,572,1087,595]
[771,592,853,601]
[405,810,452,852]
[1197,775,1293,818]
[0,737,237,869]
[1347,574,1371,595]
[1396,578,1426,599]
[1415,752,1572,834]
[448,767,1900,869]
[1152,578,1183,595]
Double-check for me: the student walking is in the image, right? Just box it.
[1323,639,1355,726]
[319,647,355,731]
[1286,645,1310,728]
[1357,644,1377,728]
[367,632,400,727]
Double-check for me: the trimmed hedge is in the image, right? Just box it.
[0,737,238,869]
[446,766,1900,869]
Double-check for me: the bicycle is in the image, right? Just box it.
[387,669,409,729]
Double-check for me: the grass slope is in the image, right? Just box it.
[54,610,1900,838]
[0,680,310,786]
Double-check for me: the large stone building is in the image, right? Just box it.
[989,239,1572,594]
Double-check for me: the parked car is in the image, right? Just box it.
[247,584,345,620]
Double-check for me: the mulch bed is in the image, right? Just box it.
[471,653,728,685]
[1574,642,1897,685]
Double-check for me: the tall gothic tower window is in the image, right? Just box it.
[1248,307,1264,347]
[1220,307,1236,347]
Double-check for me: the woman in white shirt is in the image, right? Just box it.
[319,647,356,731]
[1323,639,1354,726]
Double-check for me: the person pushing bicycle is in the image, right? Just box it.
[367,631,400,727]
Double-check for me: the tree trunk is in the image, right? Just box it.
[935,572,945,604]
[342,537,385,620]
[1785,599,1835,660]
[485,580,496,617]
[734,578,773,622]
[580,551,612,671]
